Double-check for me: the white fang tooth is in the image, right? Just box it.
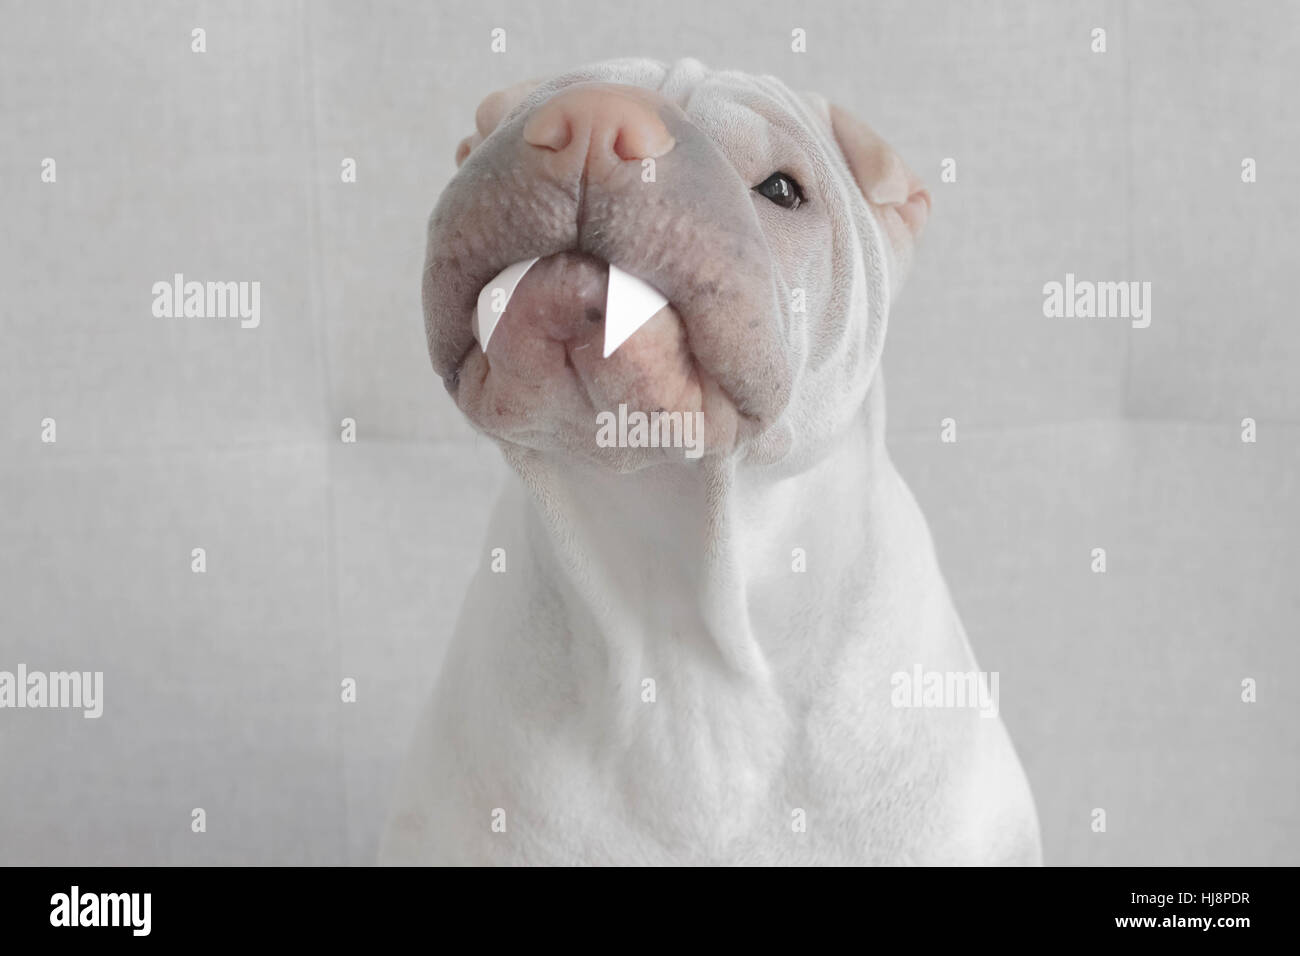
[475,257,540,351]
[603,265,669,358]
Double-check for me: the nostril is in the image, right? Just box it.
[521,85,676,167]
[613,124,674,161]
[523,110,572,152]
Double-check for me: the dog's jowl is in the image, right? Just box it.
[385,58,1042,865]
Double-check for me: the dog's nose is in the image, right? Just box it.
[523,84,675,178]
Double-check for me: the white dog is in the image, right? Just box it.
[383,58,1042,865]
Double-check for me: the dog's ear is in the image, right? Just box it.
[827,103,930,242]
[455,78,542,167]
[803,96,930,292]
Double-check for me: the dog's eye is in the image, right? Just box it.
[753,172,804,209]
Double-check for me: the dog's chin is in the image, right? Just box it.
[448,251,750,470]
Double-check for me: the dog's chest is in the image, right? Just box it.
[433,628,989,865]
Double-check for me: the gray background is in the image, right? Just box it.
[1,0,1296,865]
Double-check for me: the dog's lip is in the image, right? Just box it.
[469,254,668,357]
[444,338,477,396]
[446,324,763,448]
[443,249,663,381]
[437,246,771,443]
[443,263,683,393]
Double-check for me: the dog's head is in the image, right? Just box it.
[424,58,928,469]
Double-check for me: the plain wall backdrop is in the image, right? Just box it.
[1,0,1296,865]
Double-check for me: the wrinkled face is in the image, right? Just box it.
[424,60,928,469]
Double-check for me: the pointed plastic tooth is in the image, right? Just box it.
[475,257,539,351]
[603,265,669,358]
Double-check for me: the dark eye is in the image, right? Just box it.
[753,172,804,209]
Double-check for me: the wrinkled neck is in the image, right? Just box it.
[499,381,889,682]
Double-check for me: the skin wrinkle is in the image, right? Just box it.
[430,77,790,456]
[387,59,1042,867]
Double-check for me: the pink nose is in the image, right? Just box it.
[523,83,676,178]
